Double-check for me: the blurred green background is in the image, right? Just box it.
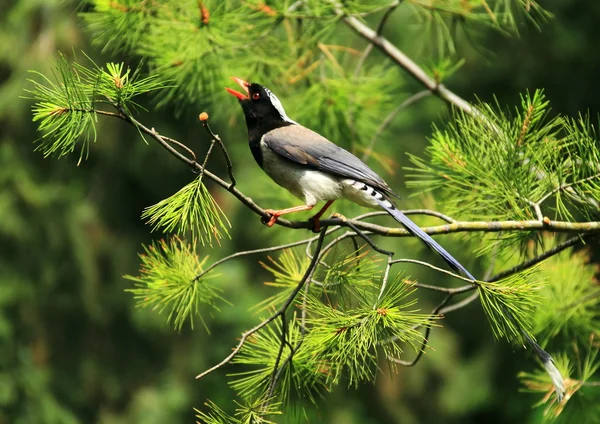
[0,0,598,423]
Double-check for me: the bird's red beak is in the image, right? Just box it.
[226,77,249,100]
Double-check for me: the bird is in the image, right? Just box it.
[226,76,564,401]
[226,76,476,276]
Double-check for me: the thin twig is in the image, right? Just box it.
[438,291,480,314]
[193,232,330,281]
[389,292,455,367]
[335,5,477,117]
[522,197,544,222]
[200,115,237,187]
[195,229,327,381]
[195,316,277,379]
[407,281,474,294]
[376,254,394,305]
[317,231,357,260]
[332,218,600,238]
[161,134,197,163]
[362,90,431,162]
[265,229,327,400]
[333,213,394,256]
[389,258,475,284]
[486,235,590,282]
[91,110,600,238]
[537,172,600,205]
[354,0,401,77]
[199,140,216,180]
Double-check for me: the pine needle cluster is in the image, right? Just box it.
[142,174,231,246]
[407,90,600,251]
[477,267,543,343]
[303,275,432,387]
[534,240,600,346]
[225,249,435,409]
[26,55,231,246]
[26,54,161,162]
[78,0,549,119]
[125,237,226,331]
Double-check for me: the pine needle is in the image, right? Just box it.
[125,237,227,332]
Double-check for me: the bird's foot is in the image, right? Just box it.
[307,216,322,233]
[332,212,347,222]
[262,209,281,227]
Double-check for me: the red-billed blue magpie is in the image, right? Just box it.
[226,77,564,401]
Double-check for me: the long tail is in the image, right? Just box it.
[378,200,476,280]
[372,195,565,401]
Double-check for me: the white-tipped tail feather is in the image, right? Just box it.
[526,334,565,402]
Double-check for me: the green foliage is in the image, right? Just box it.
[253,250,311,312]
[195,398,282,424]
[534,240,600,346]
[125,237,226,331]
[27,54,97,162]
[304,275,432,387]
[254,247,380,312]
[230,317,328,406]
[17,0,600,422]
[80,0,156,53]
[28,53,230,246]
[26,53,163,161]
[407,90,600,251]
[227,250,439,407]
[142,174,231,247]
[317,247,380,299]
[407,0,551,58]
[78,0,549,118]
[519,344,600,423]
[288,61,401,149]
[477,266,544,344]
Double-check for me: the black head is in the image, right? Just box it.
[226,77,297,139]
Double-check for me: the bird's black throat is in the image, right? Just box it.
[244,115,294,167]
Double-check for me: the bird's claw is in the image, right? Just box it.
[307,216,322,233]
[262,209,280,227]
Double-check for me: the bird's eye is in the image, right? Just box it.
[252,92,260,100]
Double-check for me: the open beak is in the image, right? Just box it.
[225,77,249,100]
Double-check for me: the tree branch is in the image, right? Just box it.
[486,235,591,282]
[102,109,600,241]
[195,228,327,381]
[199,112,237,187]
[362,90,431,162]
[336,7,477,117]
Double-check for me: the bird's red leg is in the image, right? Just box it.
[308,200,335,232]
[264,204,314,227]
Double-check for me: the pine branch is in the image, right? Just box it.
[487,235,589,282]
[333,3,477,117]
[199,112,236,187]
[195,229,327,380]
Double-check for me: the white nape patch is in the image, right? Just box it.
[264,87,299,125]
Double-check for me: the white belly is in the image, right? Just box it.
[260,144,343,206]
